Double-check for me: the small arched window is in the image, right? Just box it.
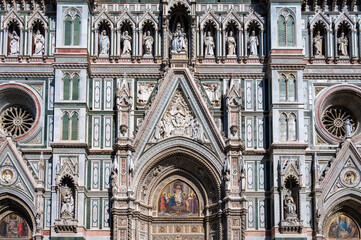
[280,113,288,141]
[278,10,295,47]
[62,112,70,140]
[279,74,296,102]
[71,113,79,140]
[63,73,79,100]
[279,112,297,142]
[288,113,297,141]
[62,111,79,141]
[64,10,81,46]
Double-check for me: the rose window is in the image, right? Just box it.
[321,106,356,138]
[0,105,34,137]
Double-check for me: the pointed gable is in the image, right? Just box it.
[132,69,225,161]
[27,9,49,29]
[0,137,37,203]
[2,9,24,29]
[320,140,361,202]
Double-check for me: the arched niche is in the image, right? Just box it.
[141,21,156,57]
[0,194,35,240]
[203,21,217,58]
[31,20,46,56]
[168,4,190,57]
[224,21,238,57]
[246,20,261,57]
[97,20,112,57]
[312,21,327,58]
[119,20,133,57]
[336,21,352,58]
[7,20,21,56]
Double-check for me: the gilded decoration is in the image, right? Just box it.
[0,167,17,185]
[0,213,29,238]
[158,180,199,217]
[328,214,360,239]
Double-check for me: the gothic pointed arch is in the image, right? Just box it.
[334,8,355,31]
[244,8,264,32]
[222,9,242,31]
[138,10,158,31]
[1,9,24,30]
[200,10,220,30]
[93,10,114,30]
[309,9,331,31]
[116,10,136,30]
[166,0,191,16]
[27,9,48,30]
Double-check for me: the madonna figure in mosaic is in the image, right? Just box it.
[328,214,360,239]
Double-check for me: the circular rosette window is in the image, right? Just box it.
[316,85,361,143]
[0,84,41,141]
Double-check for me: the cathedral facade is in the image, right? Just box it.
[1,0,361,239]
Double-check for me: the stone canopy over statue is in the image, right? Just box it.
[171,22,187,54]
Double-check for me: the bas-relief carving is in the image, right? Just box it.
[153,90,205,142]
[137,82,155,106]
[202,82,221,107]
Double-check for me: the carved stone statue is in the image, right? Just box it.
[248,30,259,56]
[99,30,110,56]
[338,32,348,56]
[127,150,134,174]
[226,31,236,56]
[121,30,132,56]
[345,118,352,137]
[9,32,20,55]
[34,30,45,56]
[313,31,323,56]
[204,31,215,57]
[171,22,187,54]
[61,186,74,218]
[143,31,154,56]
[284,193,296,216]
[111,170,118,195]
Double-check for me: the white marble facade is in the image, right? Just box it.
[1,1,361,240]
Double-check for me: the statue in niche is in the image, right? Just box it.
[204,31,215,57]
[143,31,154,56]
[226,31,236,56]
[189,116,204,142]
[61,185,74,218]
[313,31,323,56]
[9,32,20,55]
[33,30,45,55]
[338,32,348,56]
[248,30,259,56]
[171,22,187,54]
[345,118,352,137]
[99,30,110,56]
[121,30,132,56]
[284,192,297,216]
[127,150,134,175]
